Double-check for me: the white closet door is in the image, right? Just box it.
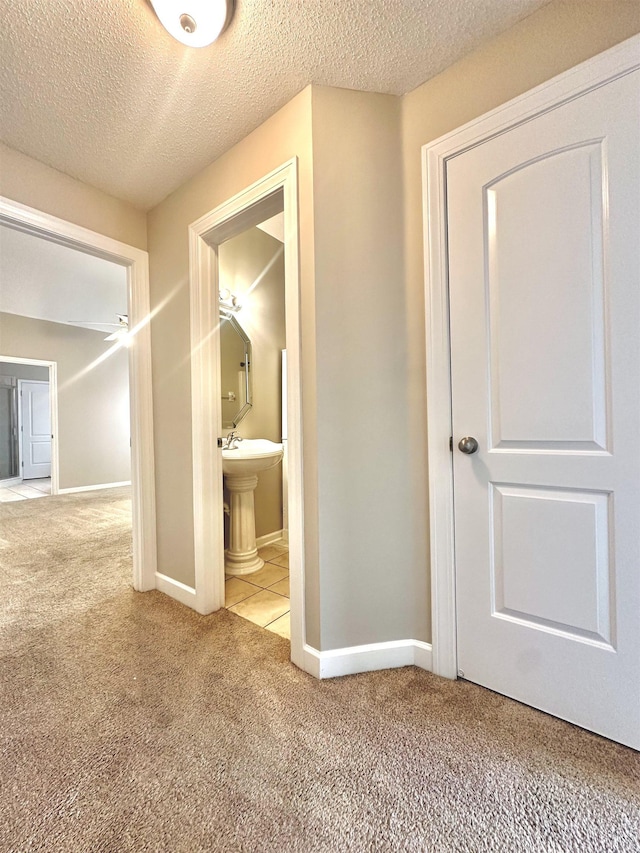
[21,381,51,479]
[447,70,640,749]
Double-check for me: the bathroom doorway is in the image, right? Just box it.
[189,160,306,668]
[218,214,290,638]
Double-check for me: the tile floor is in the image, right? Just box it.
[0,477,52,502]
[225,539,290,640]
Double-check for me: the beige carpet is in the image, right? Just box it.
[0,489,638,852]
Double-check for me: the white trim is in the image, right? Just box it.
[421,35,640,680]
[256,529,286,548]
[154,572,197,609]
[0,477,22,488]
[413,640,434,672]
[0,355,59,494]
[58,481,131,494]
[0,197,157,592]
[303,640,433,680]
[188,160,307,670]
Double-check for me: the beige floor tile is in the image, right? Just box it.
[257,543,288,562]
[266,611,290,640]
[11,484,47,498]
[269,552,289,569]
[268,577,289,597]
[244,563,288,588]
[224,577,261,607]
[228,589,290,627]
[0,490,26,502]
[28,479,52,494]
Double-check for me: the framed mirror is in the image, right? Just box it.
[220,311,252,428]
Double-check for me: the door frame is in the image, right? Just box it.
[0,197,157,591]
[421,35,640,680]
[16,369,56,485]
[189,159,306,669]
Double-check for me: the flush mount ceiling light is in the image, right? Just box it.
[149,0,234,48]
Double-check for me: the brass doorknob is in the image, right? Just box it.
[458,436,479,454]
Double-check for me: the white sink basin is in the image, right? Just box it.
[222,438,283,477]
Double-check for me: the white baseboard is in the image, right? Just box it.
[155,572,197,609]
[256,529,286,548]
[413,640,433,672]
[303,639,433,679]
[58,480,131,494]
[0,477,22,488]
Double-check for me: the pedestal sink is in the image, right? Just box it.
[222,439,284,575]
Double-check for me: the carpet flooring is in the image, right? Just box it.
[1,488,639,852]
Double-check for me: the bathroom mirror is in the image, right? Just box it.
[220,312,252,428]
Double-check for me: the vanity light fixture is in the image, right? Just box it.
[219,288,241,313]
[149,0,234,48]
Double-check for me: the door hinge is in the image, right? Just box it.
[217,437,223,448]
[449,436,453,452]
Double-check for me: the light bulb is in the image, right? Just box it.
[150,0,234,48]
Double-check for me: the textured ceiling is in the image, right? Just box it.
[0,0,550,210]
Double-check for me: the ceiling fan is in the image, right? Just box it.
[67,313,129,341]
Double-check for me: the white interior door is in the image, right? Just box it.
[447,70,640,749]
[20,380,51,480]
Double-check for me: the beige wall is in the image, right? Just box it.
[310,87,418,648]
[0,143,147,250]
[0,361,48,382]
[219,226,286,539]
[145,4,640,650]
[146,84,415,651]
[0,313,130,489]
[146,88,317,611]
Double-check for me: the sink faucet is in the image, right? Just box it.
[224,430,243,450]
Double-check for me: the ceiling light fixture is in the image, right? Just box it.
[149,0,235,48]
[104,314,130,343]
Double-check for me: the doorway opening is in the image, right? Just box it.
[0,356,57,500]
[189,159,305,669]
[0,221,131,499]
[0,197,156,591]
[218,211,290,639]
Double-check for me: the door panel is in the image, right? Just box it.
[21,381,51,479]
[486,142,608,450]
[491,484,613,647]
[447,70,640,748]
